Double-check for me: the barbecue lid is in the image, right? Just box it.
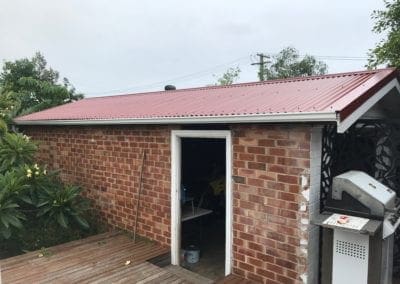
[332,171,396,215]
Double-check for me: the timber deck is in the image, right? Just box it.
[0,231,175,283]
[0,231,251,283]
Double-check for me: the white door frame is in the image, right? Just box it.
[170,130,233,276]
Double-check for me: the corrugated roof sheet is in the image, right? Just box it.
[14,68,399,124]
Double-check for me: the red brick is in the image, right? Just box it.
[248,162,266,170]
[268,164,287,174]
[248,194,264,204]
[276,139,298,148]
[275,258,296,270]
[288,149,309,159]
[267,263,284,275]
[239,153,255,161]
[256,252,275,263]
[238,261,254,272]
[256,155,275,163]
[258,139,275,147]
[278,209,297,220]
[248,242,263,252]
[233,145,245,152]
[276,157,299,167]
[267,231,285,242]
[256,268,275,280]
[247,272,264,283]
[239,232,255,242]
[269,148,286,156]
[248,178,264,187]
[247,146,265,154]
[276,274,296,284]
[278,192,296,202]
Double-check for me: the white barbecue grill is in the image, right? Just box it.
[315,170,400,284]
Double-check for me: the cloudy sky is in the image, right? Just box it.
[0,0,386,97]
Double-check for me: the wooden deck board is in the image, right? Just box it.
[3,237,151,283]
[5,237,135,272]
[0,231,121,267]
[0,231,170,284]
[1,231,256,283]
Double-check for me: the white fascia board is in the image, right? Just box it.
[14,112,337,126]
[337,78,400,133]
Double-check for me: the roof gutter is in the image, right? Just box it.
[14,112,338,126]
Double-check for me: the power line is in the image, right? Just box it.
[85,56,250,96]
[258,52,368,61]
[85,53,369,96]
[312,55,368,61]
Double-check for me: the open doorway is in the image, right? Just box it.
[171,130,232,279]
[180,138,226,280]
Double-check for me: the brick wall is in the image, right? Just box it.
[231,124,311,284]
[23,123,314,284]
[23,125,174,246]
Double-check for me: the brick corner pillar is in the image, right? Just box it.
[231,124,322,284]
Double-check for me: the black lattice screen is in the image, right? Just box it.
[319,120,400,277]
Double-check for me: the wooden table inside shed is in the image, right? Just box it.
[181,207,213,222]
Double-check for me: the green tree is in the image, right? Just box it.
[214,66,241,85]
[0,52,83,116]
[262,47,327,80]
[368,0,400,68]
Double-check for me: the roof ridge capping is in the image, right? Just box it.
[85,68,396,100]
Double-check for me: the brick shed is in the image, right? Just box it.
[14,68,400,283]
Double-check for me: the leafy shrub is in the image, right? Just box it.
[0,193,25,239]
[0,118,97,252]
[37,185,90,229]
[0,171,28,239]
[0,133,37,173]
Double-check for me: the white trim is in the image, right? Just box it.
[308,126,323,284]
[337,78,400,133]
[225,132,233,275]
[171,133,181,265]
[170,130,233,276]
[14,112,337,126]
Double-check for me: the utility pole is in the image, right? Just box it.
[251,53,270,81]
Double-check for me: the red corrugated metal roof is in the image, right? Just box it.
[14,68,399,124]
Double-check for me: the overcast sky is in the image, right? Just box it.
[0,0,386,97]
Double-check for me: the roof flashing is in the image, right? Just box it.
[15,111,338,126]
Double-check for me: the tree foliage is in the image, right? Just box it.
[262,47,327,80]
[0,52,83,116]
[368,0,400,68]
[214,67,241,85]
